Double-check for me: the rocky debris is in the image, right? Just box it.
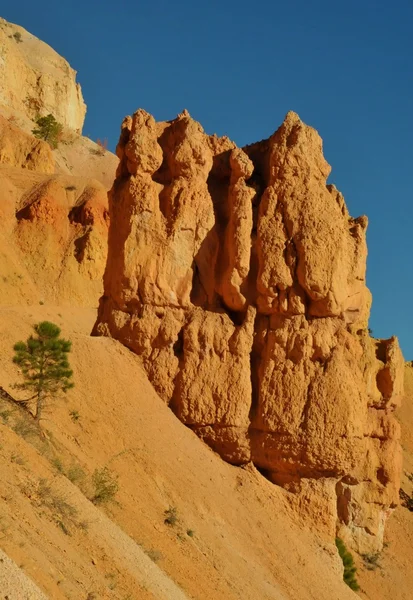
[0,18,86,132]
[93,108,404,552]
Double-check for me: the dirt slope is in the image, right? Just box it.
[0,304,358,600]
[0,104,118,190]
[0,547,47,599]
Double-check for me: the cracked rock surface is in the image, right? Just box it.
[93,108,404,552]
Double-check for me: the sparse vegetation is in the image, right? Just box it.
[12,417,38,438]
[56,519,70,535]
[36,478,77,517]
[10,452,26,465]
[400,488,413,511]
[20,477,83,534]
[89,138,108,156]
[32,114,63,149]
[67,463,86,484]
[335,537,360,591]
[51,456,64,473]
[0,409,11,423]
[65,185,77,192]
[105,572,118,590]
[12,31,23,43]
[69,409,80,422]
[13,321,74,421]
[164,506,178,526]
[362,552,381,571]
[91,467,119,504]
[186,528,195,537]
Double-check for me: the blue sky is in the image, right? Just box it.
[2,0,413,358]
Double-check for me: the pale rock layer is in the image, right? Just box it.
[0,18,86,132]
[94,108,404,552]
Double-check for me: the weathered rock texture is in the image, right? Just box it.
[0,114,54,173]
[0,18,86,132]
[93,108,404,552]
[0,165,109,306]
[0,113,109,306]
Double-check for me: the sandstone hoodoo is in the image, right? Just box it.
[93,108,404,553]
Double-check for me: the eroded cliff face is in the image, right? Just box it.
[0,114,109,306]
[0,114,54,173]
[93,108,404,552]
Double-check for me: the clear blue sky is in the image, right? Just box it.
[2,0,413,358]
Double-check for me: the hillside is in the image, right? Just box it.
[1,14,413,600]
[0,304,358,600]
[0,306,412,599]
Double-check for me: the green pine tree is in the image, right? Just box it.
[13,321,74,421]
[32,114,63,149]
[335,537,360,591]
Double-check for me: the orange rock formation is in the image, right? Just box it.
[93,109,404,552]
[0,114,111,306]
[0,114,54,173]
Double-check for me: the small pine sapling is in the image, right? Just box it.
[13,321,74,421]
[32,114,63,149]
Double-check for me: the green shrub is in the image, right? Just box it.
[51,457,64,473]
[69,409,80,423]
[32,114,63,149]
[164,506,178,526]
[335,538,360,591]
[13,321,74,421]
[91,467,119,504]
[67,464,85,484]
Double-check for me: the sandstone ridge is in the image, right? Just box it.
[94,108,404,553]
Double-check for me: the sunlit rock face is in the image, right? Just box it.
[0,18,86,132]
[93,108,404,553]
